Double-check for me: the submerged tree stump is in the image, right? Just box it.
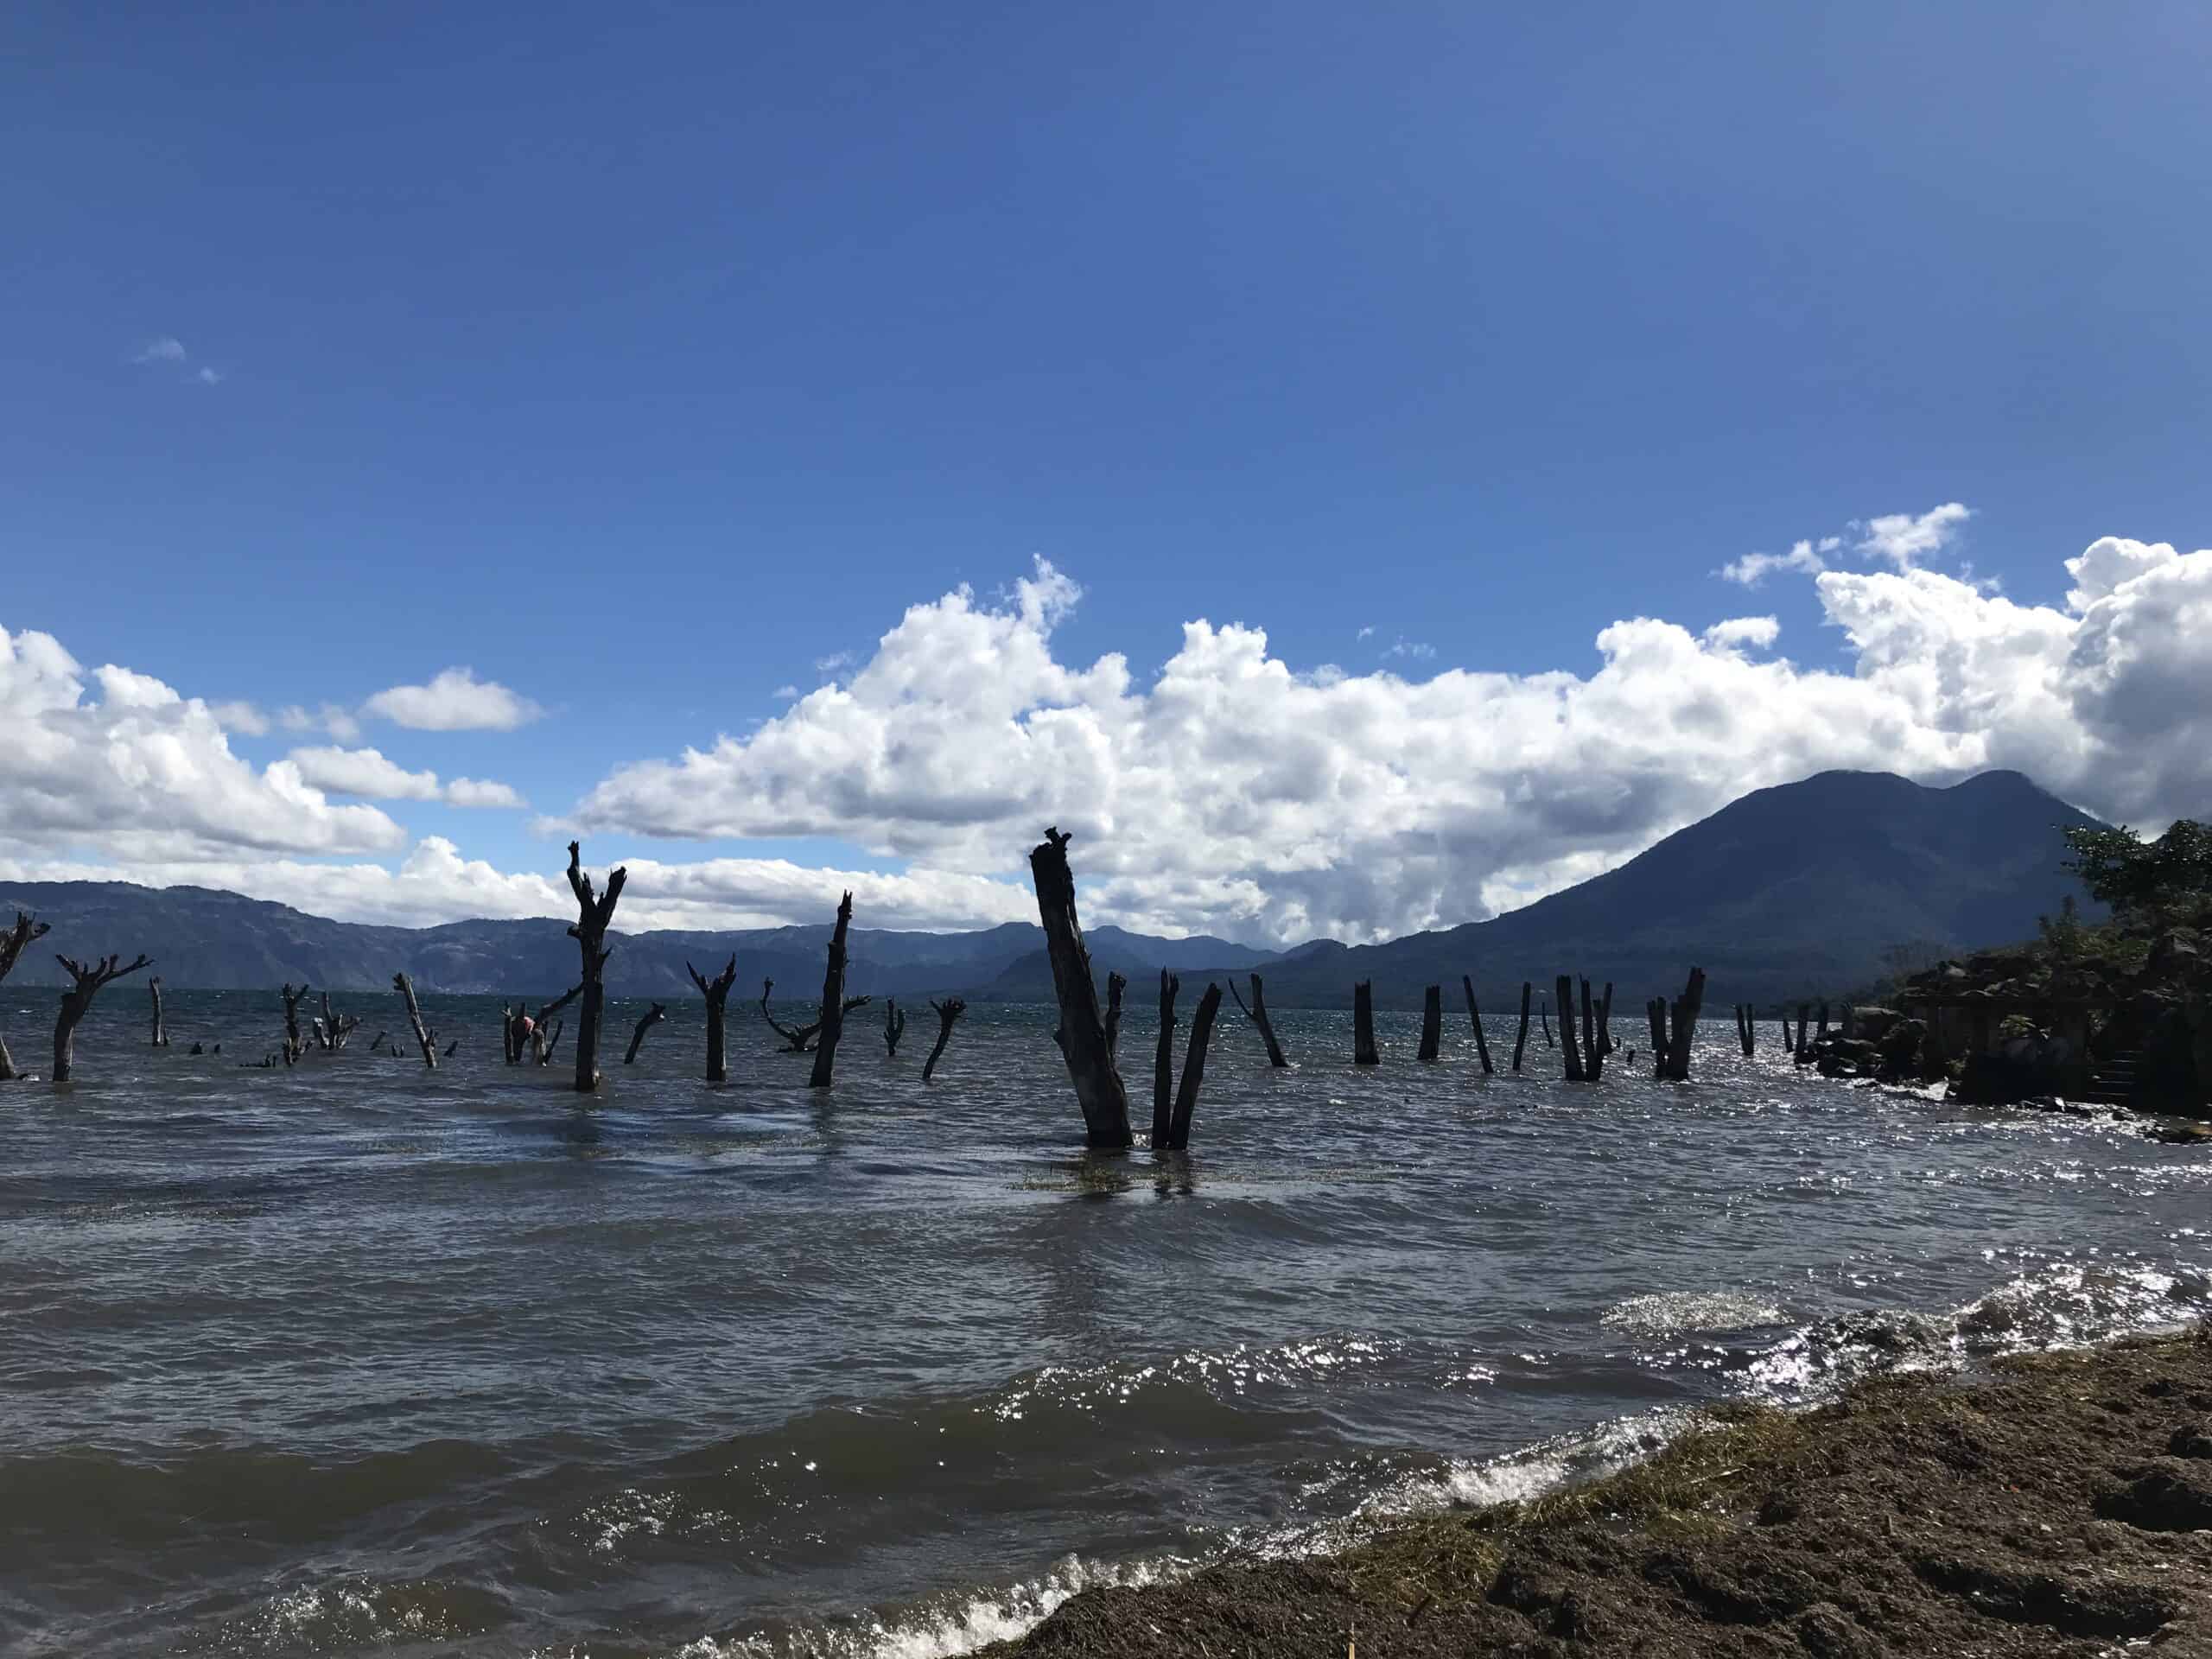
[0,911,54,1080]
[1795,1002,1813,1065]
[1227,973,1288,1067]
[1165,983,1222,1150]
[1027,828,1133,1149]
[1153,970,1179,1146]
[807,892,856,1089]
[1540,995,1555,1049]
[687,956,739,1081]
[1512,981,1531,1072]
[922,997,966,1081]
[1579,976,1609,1083]
[1662,967,1707,1081]
[1461,977,1494,1074]
[884,998,906,1057]
[316,990,359,1052]
[393,972,437,1069]
[624,1002,666,1065]
[1417,984,1442,1062]
[50,951,150,1083]
[280,982,312,1064]
[149,977,169,1047]
[1647,998,1669,1078]
[1352,981,1379,1066]
[563,840,628,1093]
[1556,976,1584,1080]
[1735,1004,1756,1056]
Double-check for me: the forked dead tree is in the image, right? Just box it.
[688,956,739,1081]
[280,982,313,1064]
[537,1019,566,1063]
[149,977,170,1047]
[807,892,855,1089]
[1027,827,1132,1148]
[1352,981,1378,1066]
[393,972,437,1069]
[624,1003,666,1065]
[1226,973,1288,1067]
[1162,982,1223,1151]
[53,952,151,1082]
[759,977,870,1053]
[564,840,628,1092]
[922,997,966,1081]
[316,991,359,1052]
[509,984,582,1065]
[1417,984,1442,1062]
[884,998,906,1056]
[1153,970,1179,1144]
[0,911,52,1080]
[1512,982,1531,1072]
[1461,977,1494,1074]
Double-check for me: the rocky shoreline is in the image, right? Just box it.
[985,1327,2212,1657]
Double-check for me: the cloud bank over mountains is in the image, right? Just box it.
[5,512,2210,940]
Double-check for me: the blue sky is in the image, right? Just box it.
[5,2,2211,940]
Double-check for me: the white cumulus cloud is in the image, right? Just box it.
[363,668,543,732]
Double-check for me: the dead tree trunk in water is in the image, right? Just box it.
[1461,978,1494,1074]
[1816,1001,1830,1044]
[687,957,738,1081]
[1164,983,1222,1150]
[1662,967,1707,1081]
[1647,999,1669,1078]
[1736,1004,1756,1056]
[563,841,627,1093]
[1540,995,1555,1048]
[1352,981,1378,1065]
[1153,970,1179,1146]
[1226,974,1288,1067]
[1580,977,1608,1083]
[922,997,965,1081]
[393,973,437,1069]
[538,1019,565,1063]
[317,990,359,1051]
[280,982,312,1064]
[1416,984,1442,1061]
[1795,1002,1813,1065]
[1027,828,1133,1148]
[1777,1010,1792,1052]
[149,977,169,1047]
[884,999,906,1056]
[1103,973,1125,1062]
[807,893,855,1089]
[0,912,54,1081]
[1512,982,1531,1072]
[1556,976,1584,1080]
[624,1003,666,1065]
[52,951,151,1082]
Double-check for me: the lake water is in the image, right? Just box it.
[3,987,2207,1657]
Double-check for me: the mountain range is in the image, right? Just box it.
[0,770,2103,1008]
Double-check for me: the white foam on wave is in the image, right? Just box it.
[1600,1288,1785,1337]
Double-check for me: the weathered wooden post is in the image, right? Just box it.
[1461,977,1494,1074]
[1227,974,1289,1067]
[393,972,438,1069]
[686,956,738,1081]
[50,951,151,1083]
[1153,970,1179,1144]
[1512,981,1532,1071]
[1662,967,1707,1081]
[624,1003,666,1065]
[1555,976,1584,1080]
[149,977,169,1047]
[884,998,906,1056]
[563,840,628,1093]
[1027,827,1133,1148]
[1540,995,1555,1048]
[922,997,965,1081]
[1815,1001,1829,1044]
[1165,983,1223,1150]
[1649,999,1669,1077]
[1735,1003,1755,1056]
[1580,977,1607,1082]
[1352,981,1379,1065]
[0,911,54,1081]
[807,892,855,1089]
[1795,1002,1813,1064]
[1417,984,1442,1061]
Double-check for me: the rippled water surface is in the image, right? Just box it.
[3,989,2207,1656]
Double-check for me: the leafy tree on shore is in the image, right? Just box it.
[2061,821,2212,918]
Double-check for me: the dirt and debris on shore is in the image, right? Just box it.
[987,1328,2212,1656]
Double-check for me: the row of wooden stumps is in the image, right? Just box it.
[1028,826,1220,1150]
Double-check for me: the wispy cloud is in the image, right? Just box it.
[1854,502,1971,570]
[133,337,187,364]
[814,651,855,674]
[772,683,799,700]
[1717,536,1839,587]
[1383,638,1435,660]
[1355,625,1376,641]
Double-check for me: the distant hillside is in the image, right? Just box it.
[0,770,2103,1007]
[1128,769,2105,1009]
